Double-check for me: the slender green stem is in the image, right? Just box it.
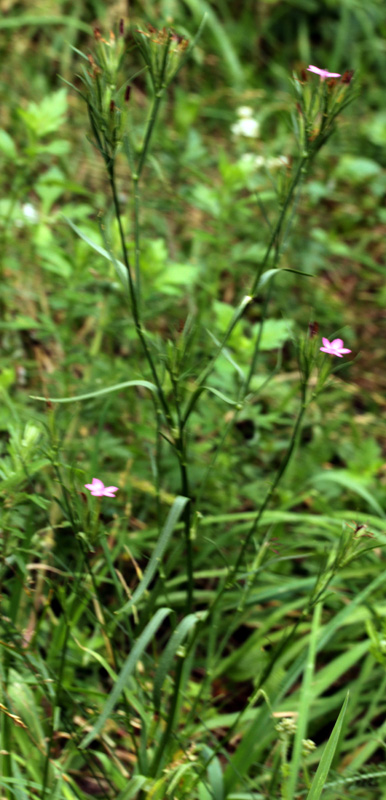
[231,381,308,580]
[171,372,193,612]
[250,155,308,296]
[181,294,252,427]
[136,33,171,179]
[137,92,164,178]
[108,165,174,430]
[133,175,141,306]
[181,156,308,430]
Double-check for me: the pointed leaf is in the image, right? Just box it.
[305,693,349,800]
[30,379,158,404]
[80,607,172,749]
[117,496,189,615]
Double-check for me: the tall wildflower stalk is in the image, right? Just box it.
[28,25,358,796]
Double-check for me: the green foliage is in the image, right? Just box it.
[1,2,386,799]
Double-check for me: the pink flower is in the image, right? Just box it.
[84,478,119,497]
[307,65,341,81]
[320,338,352,358]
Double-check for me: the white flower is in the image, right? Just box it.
[22,203,39,223]
[231,117,260,138]
[236,106,254,119]
[239,154,289,169]
[267,156,289,169]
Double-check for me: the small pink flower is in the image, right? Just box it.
[320,337,352,358]
[307,65,341,81]
[84,478,119,497]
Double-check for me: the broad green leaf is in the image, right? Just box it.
[252,318,294,350]
[18,89,67,138]
[334,155,381,184]
[79,607,172,748]
[0,129,17,159]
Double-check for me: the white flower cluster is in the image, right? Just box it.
[240,153,289,170]
[231,106,260,138]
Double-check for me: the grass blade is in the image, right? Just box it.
[286,602,322,800]
[153,610,207,711]
[63,216,129,289]
[117,496,190,615]
[30,379,158,403]
[79,607,172,749]
[305,693,349,800]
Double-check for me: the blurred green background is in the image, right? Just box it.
[2,2,386,798]
[1,0,385,517]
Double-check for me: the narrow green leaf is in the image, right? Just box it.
[305,693,349,800]
[203,386,238,406]
[116,776,148,800]
[153,611,207,710]
[286,603,322,800]
[79,607,172,749]
[30,379,158,404]
[182,0,244,86]
[311,470,386,519]
[0,15,92,33]
[63,216,129,288]
[117,496,189,616]
[258,267,314,289]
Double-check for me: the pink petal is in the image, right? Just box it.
[307,65,341,80]
[322,337,331,348]
[84,483,95,491]
[320,346,333,354]
[103,486,119,497]
[339,348,351,354]
[331,338,343,349]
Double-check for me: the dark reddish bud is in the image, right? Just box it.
[125,85,131,102]
[341,69,354,84]
[296,102,303,115]
[327,78,338,89]
[301,68,307,82]
[94,26,101,40]
[110,100,115,113]
[308,321,319,339]
[119,18,124,36]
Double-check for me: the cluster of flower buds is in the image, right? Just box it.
[297,323,352,394]
[73,20,189,167]
[135,24,189,91]
[293,63,356,159]
[77,21,129,166]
